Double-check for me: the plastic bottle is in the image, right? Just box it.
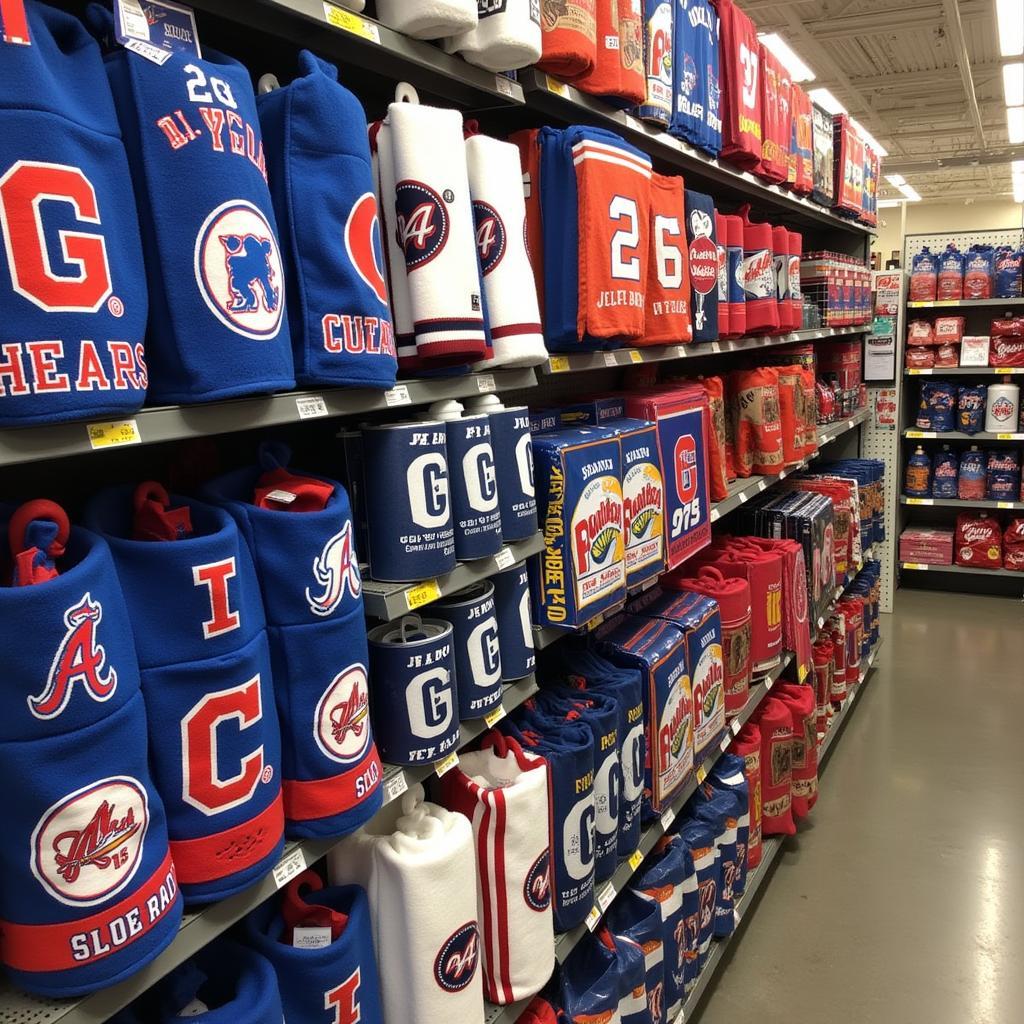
[905,446,931,497]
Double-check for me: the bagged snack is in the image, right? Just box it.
[936,244,964,300]
[906,347,935,369]
[935,343,960,367]
[955,512,1002,568]
[934,317,966,344]
[986,450,1021,501]
[963,246,994,299]
[958,447,987,500]
[907,320,935,346]
[917,381,956,432]
[958,385,987,434]
[909,248,938,302]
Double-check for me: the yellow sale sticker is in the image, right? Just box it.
[405,579,442,611]
[86,419,141,450]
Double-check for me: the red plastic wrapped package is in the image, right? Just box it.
[761,536,812,675]
[934,317,966,344]
[739,206,780,333]
[718,0,763,170]
[772,226,797,332]
[825,613,847,704]
[753,697,794,836]
[723,540,784,671]
[989,328,1024,367]
[838,598,864,683]
[1004,519,1024,571]
[731,722,762,868]
[729,367,784,476]
[935,344,960,367]
[700,375,729,500]
[788,82,814,194]
[906,346,936,369]
[800,366,818,455]
[787,230,803,331]
[832,115,864,216]
[775,365,805,465]
[812,640,833,736]
[773,683,818,818]
[758,44,791,184]
[907,320,935,346]
[955,513,1002,569]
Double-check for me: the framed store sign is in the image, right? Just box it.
[865,316,897,382]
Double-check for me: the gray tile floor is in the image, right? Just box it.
[697,590,1024,1024]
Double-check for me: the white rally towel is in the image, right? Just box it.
[438,734,554,1004]
[444,0,543,71]
[464,132,547,369]
[376,0,477,40]
[371,117,418,370]
[329,785,484,1024]
[387,98,488,365]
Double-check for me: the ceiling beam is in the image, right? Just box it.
[883,145,1024,174]
[754,0,988,39]
[815,63,1007,92]
[943,0,987,153]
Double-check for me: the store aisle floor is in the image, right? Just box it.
[698,590,1024,1024]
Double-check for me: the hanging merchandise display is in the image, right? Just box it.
[669,0,721,155]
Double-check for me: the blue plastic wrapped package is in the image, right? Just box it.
[986,450,1021,501]
[957,385,987,435]
[931,447,959,499]
[994,247,1023,299]
[917,381,956,432]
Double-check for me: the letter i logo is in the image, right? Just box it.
[326,968,362,1024]
[193,558,241,638]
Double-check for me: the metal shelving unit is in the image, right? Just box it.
[0,674,539,1024]
[543,327,870,376]
[0,367,539,468]
[907,297,1024,309]
[363,533,546,620]
[903,429,1024,441]
[900,561,1024,579]
[905,367,1024,376]
[900,495,1024,511]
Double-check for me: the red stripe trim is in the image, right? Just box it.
[477,797,495,1001]
[0,851,178,973]
[282,747,382,822]
[490,323,543,340]
[170,795,284,883]
[0,0,30,43]
[492,787,514,1003]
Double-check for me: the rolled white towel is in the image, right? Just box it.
[445,0,543,71]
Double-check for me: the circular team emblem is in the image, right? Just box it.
[688,236,719,295]
[194,199,284,341]
[472,200,507,276]
[434,922,480,991]
[395,180,449,269]
[345,191,389,306]
[524,848,552,911]
[315,664,372,765]
[991,396,1014,421]
[31,776,148,907]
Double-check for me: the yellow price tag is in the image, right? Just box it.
[405,579,442,611]
[548,355,570,373]
[628,850,644,871]
[585,905,602,931]
[545,74,571,98]
[906,430,924,438]
[997,433,1016,440]
[903,562,928,570]
[322,3,380,41]
[994,368,1015,375]
[484,705,507,728]
[935,299,957,307]
[696,764,708,784]
[998,501,1015,509]
[908,368,923,375]
[906,498,933,505]
[629,350,643,364]
[86,419,141,450]
[434,751,459,777]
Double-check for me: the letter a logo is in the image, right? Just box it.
[30,592,117,720]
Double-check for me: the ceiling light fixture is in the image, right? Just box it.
[996,0,1024,57]
[807,87,846,115]
[885,174,907,187]
[1005,63,1024,106]
[756,33,816,82]
[877,199,903,207]
[899,184,923,202]
[1015,179,1024,203]
[1009,105,1024,144]
[850,117,889,157]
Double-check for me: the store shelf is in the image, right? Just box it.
[818,639,883,762]
[900,561,1024,579]
[536,410,870,649]
[901,495,1024,510]
[907,297,1024,309]
[0,673,540,1024]
[903,428,1024,441]
[551,654,795,965]
[905,367,1024,376]
[190,0,525,107]
[542,326,870,376]
[519,71,872,236]
[0,368,538,468]
[363,532,546,620]
[675,637,882,1024]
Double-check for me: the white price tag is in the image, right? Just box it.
[597,884,615,912]
[757,480,767,492]
[476,373,496,393]
[738,492,748,504]
[272,847,307,889]
[720,732,732,752]
[384,384,411,407]
[296,395,328,419]
[494,547,516,570]
[293,927,332,949]
[660,805,676,830]
[710,508,721,523]
[603,352,618,367]
[731,717,742,736]
[494,74,516,97]
[710,341,721,353]
[383,768,408,803]
[125,39,173,63]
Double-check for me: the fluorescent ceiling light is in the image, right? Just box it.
[900,184,922,202]
[1013,160,1024,173]
[849,117,889,156]
[1005,63,1024,106]
[997,0,1024,57]
[1015,179,1024,203]
[807,87,846,115]
[757,32,816,82]
[886,174,907,187]
[1009,105,1024,144]
[877,199,902,207]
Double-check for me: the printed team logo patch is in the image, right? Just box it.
[30,592,117,720]
[194,199,284,340]
[31,776,148,908]
[345,191,389,306]
[306,521,362,618]
[395,180,449,270]
[472,200,506,276]
[433,921,480,992]
[681,53,697,95]
[698,877,716,929]
[524,848,552,911]
[315,664,372,765]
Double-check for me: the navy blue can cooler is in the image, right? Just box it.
[430,402,503,560]
[467,395,538,542]
[361,421,456,582]
[492,560,536,681]
[434,581,503,718]
[367,616,460,765]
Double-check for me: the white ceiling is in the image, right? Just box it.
[747,0,1022,201]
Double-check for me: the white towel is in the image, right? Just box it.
[377,0,477,40]
[387,100,488,365]
[445,0,543,71]
[464,134,548,369]
[329,785,484,1024]
[372,119,418,370]
[439,737,554,1004]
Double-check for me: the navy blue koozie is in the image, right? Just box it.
[430,401,503,560]
[608,890,666,1024]
[684,190,719,342]
[434,581,503,718]
[367,616,459,765]
[492,560,536,681]
[560,932,622,1023]
[361,421,455,582]
[466,395,537,542]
